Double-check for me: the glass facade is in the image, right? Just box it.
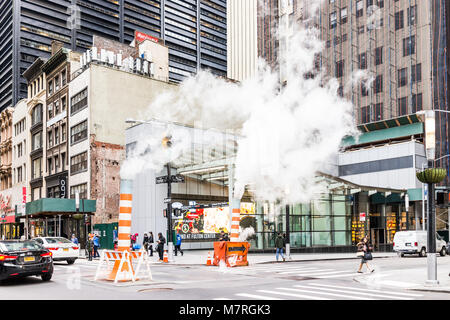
[243,194,353,251]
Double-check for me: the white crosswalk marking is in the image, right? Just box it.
[258,289,331,300]
[235,293,284,300]
[278,268,333,274]
[294,285,415,300]
[280,287,371,300]
[308,283,423,298]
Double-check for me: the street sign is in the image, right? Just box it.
[172,202,183,209]
[164,198,171,204]
[170,174,185,183]
[156,176,169,184]
[359,212,366,222]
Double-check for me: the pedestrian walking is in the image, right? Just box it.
[148,232,154,256]
[71,234,79,245]
[356,235,374,273]
[219,230,229,241]
[143,233,149,254]
[93,233,100,258]
[275,232,286,262]
[86,234,94,261]
[157,232,166,261]
[175,231,183,256]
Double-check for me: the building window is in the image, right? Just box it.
[55,127,59,145]
[375,47,383,65]
[411,63,422,83]
[361,106,371,123]
[374,75,383,94]
[398,68,407,87]
[341,7,348,24]
[32,158,42,180]
[335,60,344,78]
[48,103,53,119]
[48,157,53,174]
[398,97,408,116]
[48,80,53,96]
[361,82,369,97]
[408,6,416,26]
[61,69,67,86]
[71,151,88,174]
[403,35,415,56]
[54,75,60,92]
[17,166,23,183]
[71,88,88,115]
[32,131,42,151]
[61,123,66,142]
[70,183,88,199]
[31,104,42,126]
[412,93,423,113]
[71,120,88,145]
[358,26,364,34]
[356,0,363,18]
[47,130,53,148]
[17,143,23,158]
[395,10,404,30]
[358,52,367,69]
[374,103,383,121]
[55,100,60,115]
[329,12,337,28]
[47,186,60,198]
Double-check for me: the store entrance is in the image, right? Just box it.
[370,228,385,251]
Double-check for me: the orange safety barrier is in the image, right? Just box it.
[212,241,250,267]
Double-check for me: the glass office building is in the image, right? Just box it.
[0,0,227,111]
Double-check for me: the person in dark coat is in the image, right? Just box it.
[86,234,94,261]
[143,233,149,254]
[148,232,154,256]
[219,230,229,241]
[157,232,166,261]
[275,233,285,262]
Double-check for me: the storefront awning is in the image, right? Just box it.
[22,198,96,217]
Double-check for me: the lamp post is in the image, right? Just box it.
[416,110,446,286]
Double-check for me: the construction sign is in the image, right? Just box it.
[212,241,250,267]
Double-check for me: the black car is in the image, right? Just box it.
[0,240,53,283]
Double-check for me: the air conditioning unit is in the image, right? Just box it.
[150,62,155,77]
[100,49,107,63]
[91,47,98,61]
[107,51,115,65]
[135,58,142,73]
[86,50,92,63]
[143,60,149,75]
[117,53,123,67]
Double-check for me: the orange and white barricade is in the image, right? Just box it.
[94,248,152,283]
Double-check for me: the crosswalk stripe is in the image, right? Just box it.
[315,273,360,278]
[235,293,283,300]
[293,270,355,276]
[251,265,317,271]
[308,283,423,297]
[278,269,334,275]
[294,285,414,300]
[278,287,371,300]
[258,289,331,300]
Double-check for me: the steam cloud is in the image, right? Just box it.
[121,4,359,205]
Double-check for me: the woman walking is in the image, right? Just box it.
[357,235,374,273]
[148,232,154,256]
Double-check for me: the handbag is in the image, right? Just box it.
[364,252,373,260]
[356,251,364,257]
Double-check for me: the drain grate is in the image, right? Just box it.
[138,288,174,293]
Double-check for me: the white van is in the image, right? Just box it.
[393,231,447,257]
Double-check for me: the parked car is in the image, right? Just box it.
[393,230,447,257]
[33,237,79,264]
[0,240,53,283]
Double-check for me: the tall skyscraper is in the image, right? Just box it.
[0,0,227,112]
[257,0,279,70]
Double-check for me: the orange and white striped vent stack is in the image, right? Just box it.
[118,179,133,251]
[229,198,241,242]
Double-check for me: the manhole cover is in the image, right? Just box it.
[138,288,174,293]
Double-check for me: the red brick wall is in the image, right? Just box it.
[90,136,125,225]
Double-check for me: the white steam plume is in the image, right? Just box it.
[121,7,358,205]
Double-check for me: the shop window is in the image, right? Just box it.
[398,68,407,87]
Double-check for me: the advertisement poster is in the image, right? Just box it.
[173,202,255,241]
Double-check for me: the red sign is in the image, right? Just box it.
[359,212,366,222]
[135,31,160,44]
[0,215,15,224]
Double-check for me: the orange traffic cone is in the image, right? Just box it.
[163,250,169,263]
[206,252,212,266]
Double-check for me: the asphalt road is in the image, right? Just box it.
[1,256,449,300]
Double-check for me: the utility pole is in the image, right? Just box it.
[166,163,174,261]
[426,159,438,285]
[285,204,291,260]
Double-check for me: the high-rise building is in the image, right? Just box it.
[0,0,227,112]
[257,0,279,70]
[295,0,450,182]
[227,0,258,82]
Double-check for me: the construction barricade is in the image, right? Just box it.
[212,241,250,267]
[94,248,152,283]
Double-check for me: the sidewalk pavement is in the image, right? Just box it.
[79,249,450,293]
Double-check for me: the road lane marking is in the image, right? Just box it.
[278,268,332,274]
[258,289,331,300]
[308,283,423,297]
[296,285,415,300]
[278,287,370,300]
[235,293,283,300]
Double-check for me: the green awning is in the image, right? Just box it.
[23,198,96,217]
[342,122,423,147]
